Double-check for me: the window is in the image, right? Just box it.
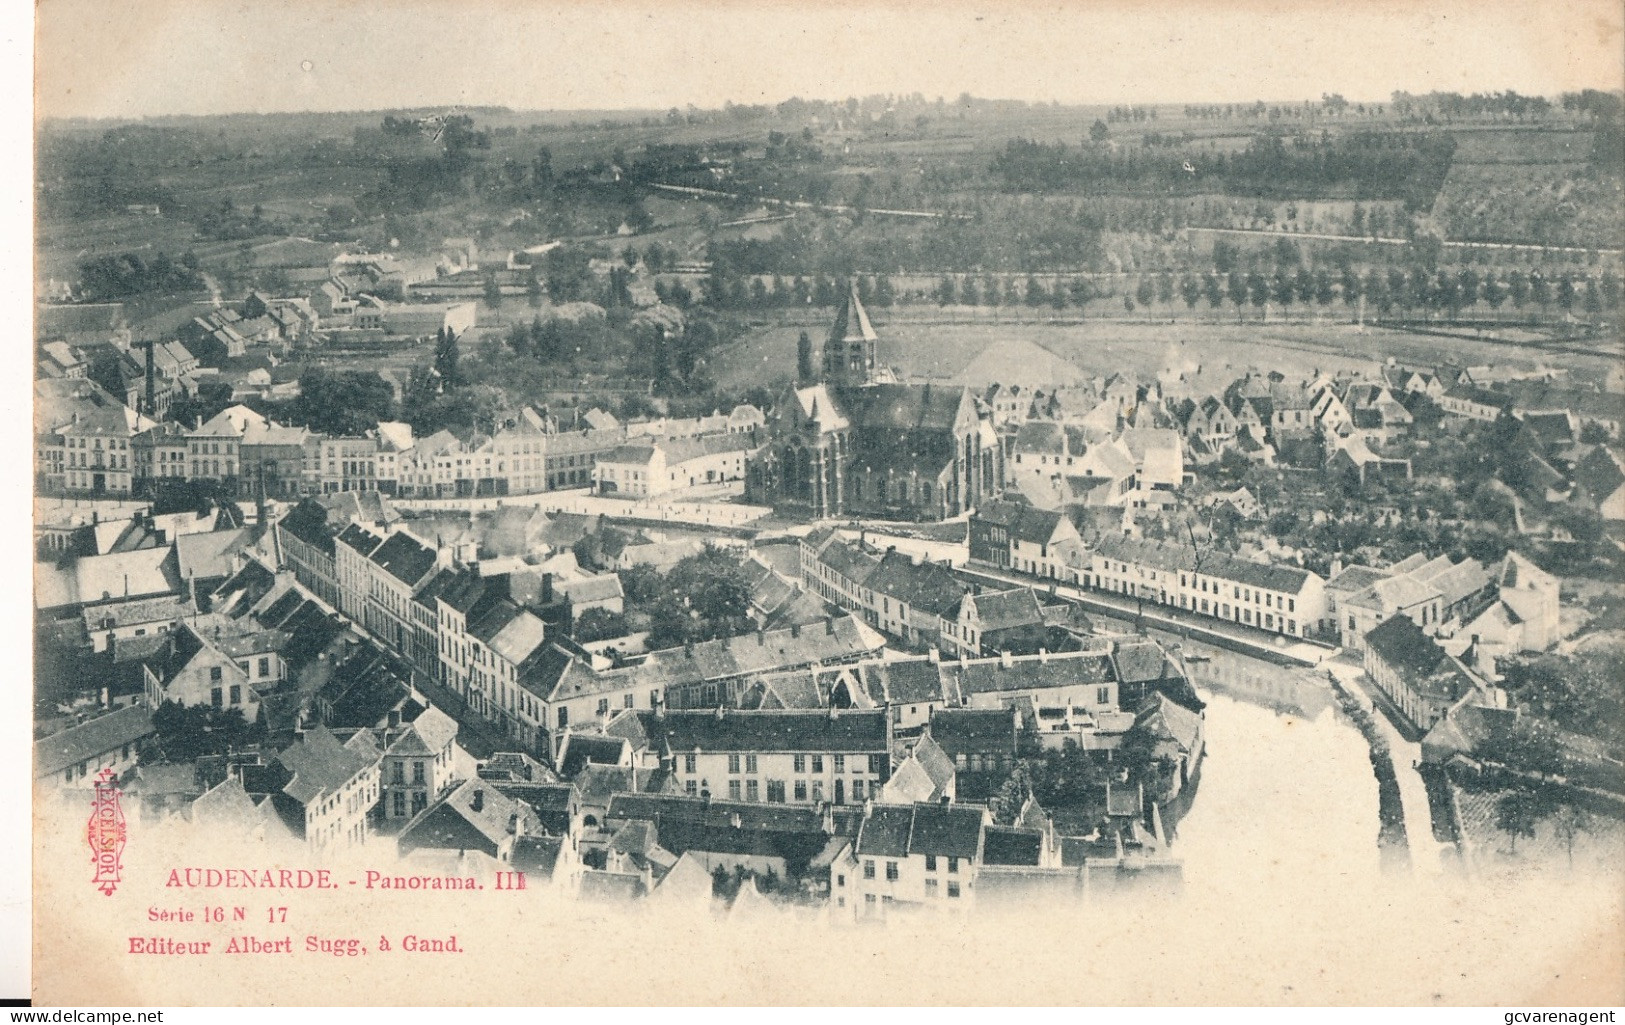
[257,657,270,677]
[393,792,405,816]
[766,780,786,803]
[557,707,569,730]
[811,780,824,803]
[863,860,875,880]
[209,666,223,683]
[596,698,609,716]
[624,693,634,708]
[412,762,425,784]
[728,780,741,800]
[948,857,959,874]
[793,754,806,773]
[836,874,845,887]
[925,879,939,897]
[745,754,757,773]
[685,780,698,796]
[885,861,899,881]
[728,754,741,774]
[811,755,824,773]
[868,754,885,774]
[834,754,846,773]
[793,780,807,802]
[210,687,222,708]
[1097,686,1110,704]
[947,882,961,898]
[392,762,404,784]
[745,780,759,802]
[852,779,865,801]
[925,854,938,872]
[229,685,241,705]
[684,754,697,774]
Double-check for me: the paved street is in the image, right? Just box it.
[390,484,773,528]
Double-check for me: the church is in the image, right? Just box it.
[745,285,1003,521]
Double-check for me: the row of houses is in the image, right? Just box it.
[38,377,764,501]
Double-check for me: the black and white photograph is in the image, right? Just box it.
[21,0,1625,1008]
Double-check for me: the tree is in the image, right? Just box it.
[796,330,814,384]
[1135,277,1155,309]
[988,763,1033,825]
[291,368,397,436]
[1228,271,1248,319]
[433,327,461,387]
[1089,119,1110,142]
[483,274,503,308]
[573,606,629,643]
[526,274,544,308]
[1550,802,1594,868]
[1494,789,1542,854]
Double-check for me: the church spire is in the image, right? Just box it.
[822,280,877,387]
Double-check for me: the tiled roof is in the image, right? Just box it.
[634,709,888,754]
[927,707,1017,757]
[400,780,529,850]
[276,726,378,808]
[1363,615,1447,681]
[945,650,1117,695]
[558,734,629,778]
[865,551,968,619]
[34,706,154,778]
[1326,564,1390,594]
[854,802,983,859]
[1092,534,1316,594]
[368,531,438,586]
[964,588,1045,631]
[1134,693,1203,756]
[982,826,1044,866]
[336,523,383,557]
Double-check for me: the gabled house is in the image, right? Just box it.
[396,779,536,863]
[1363,615,1495,733]
[838,801,989,918]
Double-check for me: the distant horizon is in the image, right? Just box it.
[34,0,1625,122]
[34,86,1625,127]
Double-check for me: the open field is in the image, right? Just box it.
[708,311,1620,394]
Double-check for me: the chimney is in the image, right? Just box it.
[756,628,765,646]
[999,650,1013,669]
[825,615,835,635]
[507,813,518,835]
[1038,648,1048,664]
[928,648,940,663]
[542,571,554,605]
[471,789,484,812]
[790,623,801,639]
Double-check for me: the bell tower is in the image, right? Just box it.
[822,281,877,388]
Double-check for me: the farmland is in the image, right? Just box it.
[706,309,1617,395]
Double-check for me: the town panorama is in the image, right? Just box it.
[33,89,1625,946]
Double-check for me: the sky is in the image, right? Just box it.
[32,0,1625,121]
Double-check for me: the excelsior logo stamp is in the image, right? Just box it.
[87,768,126,897]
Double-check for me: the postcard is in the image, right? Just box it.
[29,0,1625,1006]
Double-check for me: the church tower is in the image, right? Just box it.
[822,281,878,388]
